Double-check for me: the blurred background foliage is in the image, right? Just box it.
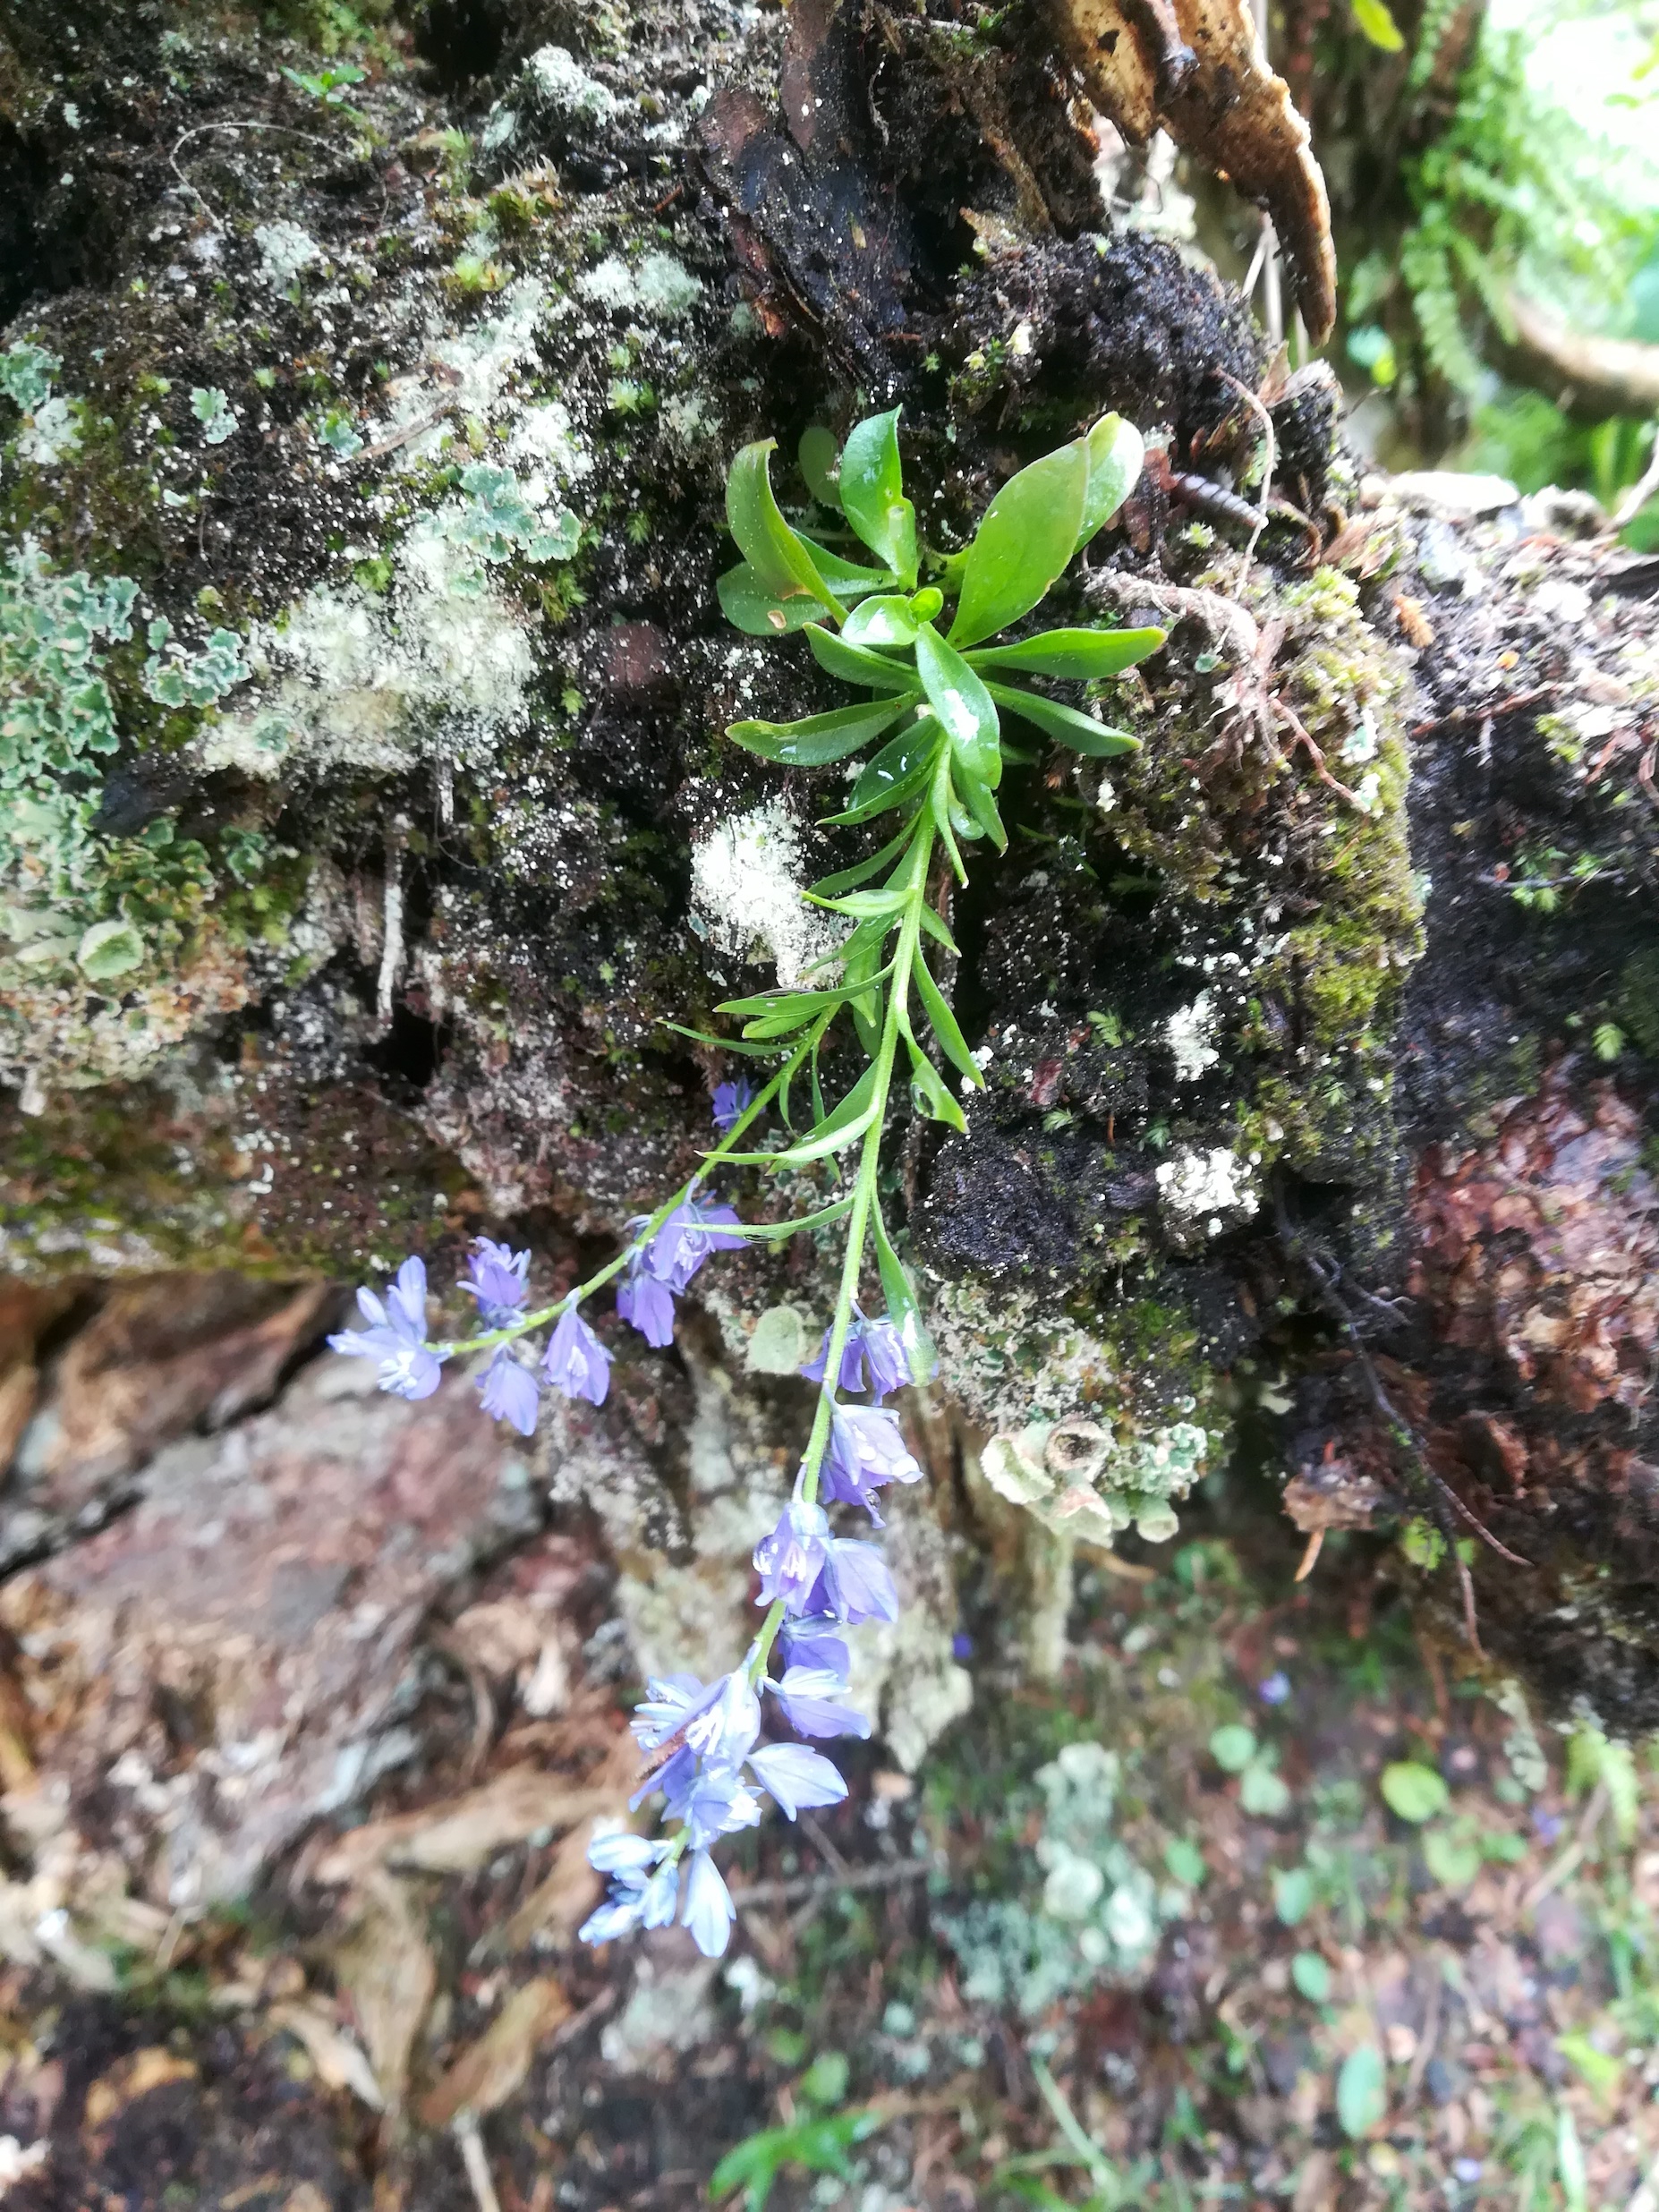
[1243,0,1659,540]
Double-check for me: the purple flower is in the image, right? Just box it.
[781,1624,851,1679]
[631,1672,723,1751]
[712,1077,756,1133]
[677,1763,764,1850]
[770,1664,871,1740]
[328,1256,445,1400]
[543,1306,611,1404]
[478,1348,540,1435]
[647,1198,746,1293]
[804,1308,913,1400]
[682,1849,736,1958]
[748,1742,848,1819]
[819,1405,923,1523]
[617,1263,676,1348]
[1257,1671,1291,1706]
[578,1833,678,1945]
[459,1237,530,1325]
[815,1538,899,1626]
[684,1672,762,1766]
[753,1498,831,1612]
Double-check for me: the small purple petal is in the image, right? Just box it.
[617,1269,676,1348]
[478,1348,540,1435]
[587,1827,657,1876]
[712,1077,756,1133]
[461,1237,531,1323]
[543,1306,612,1404]
[780,1626,851,1679]
[646,1199,747,1293]
[1257,1671,1291,1706]
[682,1850,735,1957]
[748,1742,848,1819]
[819,1405,923,1522]
[753,1497,831,1613]
[819,1538,898,1626]
[771,1666,871,1740]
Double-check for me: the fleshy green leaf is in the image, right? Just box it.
[795,535,893,597]
[825,715,943,825]
[1379,1761,1449,1825]
[734,1196,855,1239]
[1336,2045,1386,2141]
[872,1203,938,1384]
[810,825,915,899]
[717,562,824,637]
[966,625,1165,679]
[1351,0,1405,50]
[915,954,979,1083]
[798,424,842,509]
[804,625,922,693]
[842,595,922,647]
[949,762,1007,850]
[838,409,918,586]
[726,440,841,618]
[1076,413,1145,551]
[905,1034,967,1131]
[755,1061,880,1166]
[948,437,1090,649]
[665,1023,797,1057]
[807,886,909,918]
[917,904,959,956]
[985,680,1139,756]
[718,983,852,1022]
[915,624,1001,787]
[727,696,912,767]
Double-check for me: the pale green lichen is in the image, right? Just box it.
[939,1741,1186,2013]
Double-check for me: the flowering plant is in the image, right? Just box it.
[330,408,1161,1957]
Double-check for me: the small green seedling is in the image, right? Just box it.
[709,2050,881,2212]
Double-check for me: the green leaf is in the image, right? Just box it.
[949,762,1006,851]
[1273,1867,1314,1926]
[795,535,892,597]
[966,625,1165,679]
[916,904,958,956]
[948,437,1090,650]
[914,953,980,1084]
[915,623,1000,787]
[872,1204,938,1384]
[1557,2105,1588,2212]
[1239,1760,1291,1818]
[77,919,147,981]
[810,825,915,899]
[1291,1952,1331,2003]
[842,595,922,647]
[1380,1761,1449,1825]
[1076,413,1145,551]
[838,409,917,586]
[804,625,922,693]
[726,439,840,617]
[1163,1837,1206,1887]
[664,1023,796,1057]
[798,425,842,510]
[798,2051,850,2109]
[807,887,909,918]
[718,561,823,637]
[727,695,912,767]
[1351,0,1405,49]
[1422,1828,1481,1888]
[718,983,851,1023]
[1335,2045,1386,2141]
[734,1197,856,1240]
[905,1031,967,1131]
[984,681,1139,756]
[758,1062,880,1166]
[822,715,942,825]
[1209,1724,1257,1774]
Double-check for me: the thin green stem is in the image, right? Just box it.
[433,1030,818,1357]
[742,804,937,1689]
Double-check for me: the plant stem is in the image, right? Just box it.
[743,808,937,1689]
[435,1031,817,1357]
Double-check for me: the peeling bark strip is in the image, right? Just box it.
[1046,0,1338,340]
